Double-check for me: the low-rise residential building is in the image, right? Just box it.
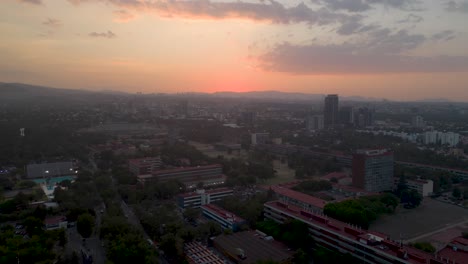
[44,216,68,230]
[264,201,446,264]
[393,178,434,197]
[201,204,246,232]
[128,156,162,176]
[184,241,225,264]
[270,185,328,212]
[177,188,234,209]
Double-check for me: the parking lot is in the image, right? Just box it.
[369,198,468,242]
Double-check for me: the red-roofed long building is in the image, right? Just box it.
[201,204,246,232]
[270,185,328,212]
[137,164,226,189]
[436,237,468,264]
[264,201,451,264]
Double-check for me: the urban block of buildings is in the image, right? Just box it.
[128,156,162,176]
[251,132,270,145]
[307,115,324,131]
[352,149,394,192]
[177,188,234,209]
[137,164,226,189]
[201,204,246,232]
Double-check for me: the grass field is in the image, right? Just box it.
[188,141,248,160]
[264,160,298,185]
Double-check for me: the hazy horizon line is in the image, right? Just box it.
[1,81,466,103]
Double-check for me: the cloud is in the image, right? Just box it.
[444,1,468,12]
[89,30,116,39]
[335,16,380,35]
[17,0,42,4]
[113,9,136,22]
[310,0,422,12]
[258,42,468,74]
[68,0,359,27]
[42,18,62,28]
[431,30,457,42]
[256,28,468,74]
[397,13,423,23]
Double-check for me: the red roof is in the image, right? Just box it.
[201,204,245,223]
[271,186,328,209]
[437,247,467,264]
[452,237,468,246]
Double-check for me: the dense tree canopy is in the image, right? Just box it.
[323,194,399,229]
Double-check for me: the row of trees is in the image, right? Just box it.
[323,194,399,229]
[0,216,67,264]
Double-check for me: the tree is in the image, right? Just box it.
[23,216,44,236]
[452,187,462,199]
[412,242,436,253]
[77,213,95,238]
[401,189,422,208]
[292,249,310,264]
[462,232,468,239]
[183,208,200,223]
[396,173,408,196]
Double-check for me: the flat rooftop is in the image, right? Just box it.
[201,204,245,223]
[213,231,293,264]
[184,241,224,264]
[270,185,328,209]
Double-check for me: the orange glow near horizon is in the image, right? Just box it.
[1,0,468,101]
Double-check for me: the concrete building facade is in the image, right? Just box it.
[128,156,162,176]
[352,149,394,192]
[177,188,234,209]
[201,204,246,232]
[324,94,339,128]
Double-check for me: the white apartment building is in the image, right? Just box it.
[394,178,434,197]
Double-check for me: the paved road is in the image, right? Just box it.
[405,218,468,243]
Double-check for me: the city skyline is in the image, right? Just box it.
[1,0,468,101]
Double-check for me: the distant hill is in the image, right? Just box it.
[0,82,125,104]
[0,82,381,102]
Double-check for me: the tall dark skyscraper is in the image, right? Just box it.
[324,94,339,128]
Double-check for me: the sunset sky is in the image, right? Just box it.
[1,0,468,100]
